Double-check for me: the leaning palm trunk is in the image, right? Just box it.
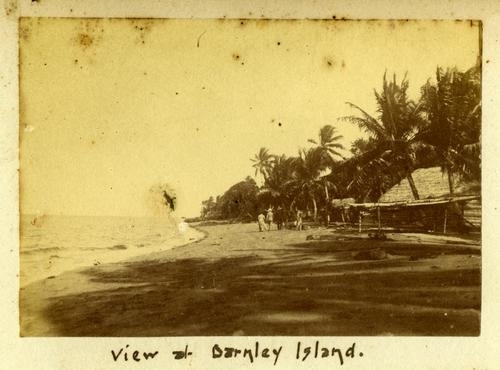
[406,173,420,200]
[447,167,454,195]
[312,196,318,222]
[323,180,330,225]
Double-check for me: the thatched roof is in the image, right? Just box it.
[378,167,465,203]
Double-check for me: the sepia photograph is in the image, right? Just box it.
[18,18,481,337]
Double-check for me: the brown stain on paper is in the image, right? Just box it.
[78,33,93,48]
[4,0,17,17]
[74,19,104,50]
[232,52,245,66]
[30,214,46,228]
[19,18,33,42]
[130,19,154,45]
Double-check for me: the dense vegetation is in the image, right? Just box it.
[200,65,481,223]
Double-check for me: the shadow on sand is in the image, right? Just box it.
[35,238,480,336]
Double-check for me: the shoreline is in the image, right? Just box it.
[20,223,207,288]
[20,223,480,336]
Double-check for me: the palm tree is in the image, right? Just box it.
[330,138,394,202]
[341,73,424,200]
[289,148,324,221]
[419,66,481,194]
[308,125,345,205]
[307,125,346,224]
[250,147,274,185]
[308,125,345,163]
[258,154,296,217]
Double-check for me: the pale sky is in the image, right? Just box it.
[19,19,480,217]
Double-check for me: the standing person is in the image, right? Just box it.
[266,208,274,231]
[321,206,329,227]
[257,212,267,232]
[275,206,283,230]
[296,210,303,231]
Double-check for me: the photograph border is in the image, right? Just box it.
[2,1,500,368]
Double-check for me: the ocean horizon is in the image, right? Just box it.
[20,214,200,286]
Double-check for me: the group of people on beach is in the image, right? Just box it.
[257,207,303,231]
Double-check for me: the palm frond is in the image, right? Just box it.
[341,102,388,140]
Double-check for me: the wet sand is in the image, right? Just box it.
[20,223,481,336]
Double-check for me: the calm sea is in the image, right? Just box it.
[20,215,199,286]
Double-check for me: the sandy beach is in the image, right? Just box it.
[19,223,481,337]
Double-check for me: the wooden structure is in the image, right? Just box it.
[327,167,481,233]
[345,195,480,234]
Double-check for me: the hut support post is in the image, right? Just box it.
[443,207,448,234]
[358,212,362,233]
[377,206,381,233]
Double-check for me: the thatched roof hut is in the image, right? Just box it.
[331,167,481,232]
[377,167,481,229]
[379,167,452,202]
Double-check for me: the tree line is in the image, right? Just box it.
[200,65,481,223]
